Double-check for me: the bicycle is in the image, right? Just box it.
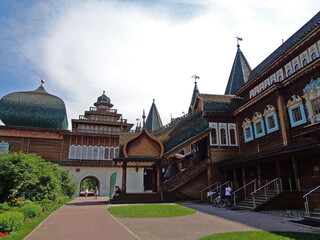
[210,192,226,208]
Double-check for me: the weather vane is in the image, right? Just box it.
[235,35,243,48]
[191,74,200,84]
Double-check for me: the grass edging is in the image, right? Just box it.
[107,204,197,218]
[198,231,320,240]
[4,198,74,240]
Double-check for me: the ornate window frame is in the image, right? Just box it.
[259,82,265,92]
[228,123,238,146]
[270,74,276,84]
[285,63,293,77]
[303,78,320,123]
[252,112,266,138]
[308,44,319,61]
[286,95,307,127]
[264,78,271,88]
[242,118,254,142]
[300,50,309,67]
[209,122,219,146]
[263,105,279,134]
[276,69,284,82]
[218,123,228,146]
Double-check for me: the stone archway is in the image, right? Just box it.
[79,175,100,197]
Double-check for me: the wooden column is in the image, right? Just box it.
[207,160,212,186]
[257,163,262,188]
[276,160,283,191]
[233,168,238,190]
[152,165,157,192]
[156,164,161,193]
[276,92,292,146]
[121,162,127,193]
[241,166,246,186]
[291,156,301,191]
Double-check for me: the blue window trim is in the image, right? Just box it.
[265,113,279,134]
[243,126,254,142]
[253,120,266,138]
[288,104,307,127]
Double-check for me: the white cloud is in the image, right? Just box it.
[5,0,320,129]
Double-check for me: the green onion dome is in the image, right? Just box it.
[97,91,111,103]
[0,83,68,130]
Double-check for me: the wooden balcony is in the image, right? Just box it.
[78,115,127,124]
[89,107,117,113]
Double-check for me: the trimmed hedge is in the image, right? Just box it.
[19,204,42,219]
[0,211,24,232]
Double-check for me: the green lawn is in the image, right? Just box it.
[107,204,197,217]
[199,231,320,240]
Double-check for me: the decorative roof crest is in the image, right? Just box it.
[286,95,303,108]
[252,112,263,123]
[242,118,251,128]
[263,105,276,117]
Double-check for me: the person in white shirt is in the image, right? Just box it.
[225,185,232,206]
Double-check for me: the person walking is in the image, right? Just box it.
[94,186,99,200]
[84,187,89,199]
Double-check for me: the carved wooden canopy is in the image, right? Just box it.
[123,128,164,158]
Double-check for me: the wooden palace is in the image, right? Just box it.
[1,11,320,211]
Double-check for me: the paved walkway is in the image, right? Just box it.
[114,203,320,240]
[25,197,138,240]
[25,199,320,240]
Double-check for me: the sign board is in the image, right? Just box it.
[0,141,9,154]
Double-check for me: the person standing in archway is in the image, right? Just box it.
[84,187,89,199]
[94,186,99,200]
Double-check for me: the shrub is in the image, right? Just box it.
[41,199,53,211]
[0,202,10,211]
[56,196,70,204]
[0,211,24,232]
[19,204,42,219]
[13,199,32,207]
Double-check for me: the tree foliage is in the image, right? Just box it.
[81,178,97,192]
[0,152,77,203]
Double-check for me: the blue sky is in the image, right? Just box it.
[1,0,320,129]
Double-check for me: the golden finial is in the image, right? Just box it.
[41,78,45,84]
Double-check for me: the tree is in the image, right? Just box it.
[0,152,76,202]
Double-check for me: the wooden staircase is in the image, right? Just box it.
[304,208,320,223]
[162,159,209,193]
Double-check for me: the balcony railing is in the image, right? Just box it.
[89,107,117,113]
[78,115,127,124]
[73,129,120,135]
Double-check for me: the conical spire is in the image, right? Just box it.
[190,80,199,107]
[225,45,251,94]
[145,99,163,132]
